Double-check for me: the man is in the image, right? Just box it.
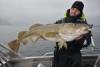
[52,1,92,67]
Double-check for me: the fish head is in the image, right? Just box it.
[59,23,92,41]
[75,23,92,35]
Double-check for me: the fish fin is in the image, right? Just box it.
[8,39,20,52]
[29,35,40,44]
[18,31,28,40]
[58,41,64,49]
[21,34,40,45]
[58,41,67,49]
[18,31,29,45]
[29,24,43,30]
[63,42,67,48]
[21,39,29,45]
[18,30,40,45]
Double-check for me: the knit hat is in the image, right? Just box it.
[71,1,84,12]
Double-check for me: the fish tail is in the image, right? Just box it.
[8,39,20,53]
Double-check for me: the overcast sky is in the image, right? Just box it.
[0,0,100,26]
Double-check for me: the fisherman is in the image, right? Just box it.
[52,1,92,67]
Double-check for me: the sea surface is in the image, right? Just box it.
[0,25,100,57]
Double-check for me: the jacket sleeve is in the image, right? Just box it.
[83,19,87,24]
[82,17,93,47]
[82,31,92,48]
[54,19,62,24]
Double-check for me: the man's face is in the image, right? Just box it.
[70,8,80,16]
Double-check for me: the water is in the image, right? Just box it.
[0,25,100,57]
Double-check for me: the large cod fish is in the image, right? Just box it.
[8,23,92,52]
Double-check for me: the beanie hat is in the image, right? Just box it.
[71,1,84,12]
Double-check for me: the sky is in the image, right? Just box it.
[0,0,100,26]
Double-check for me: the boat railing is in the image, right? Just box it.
[0,43,21,67]
[0,42,100,67]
